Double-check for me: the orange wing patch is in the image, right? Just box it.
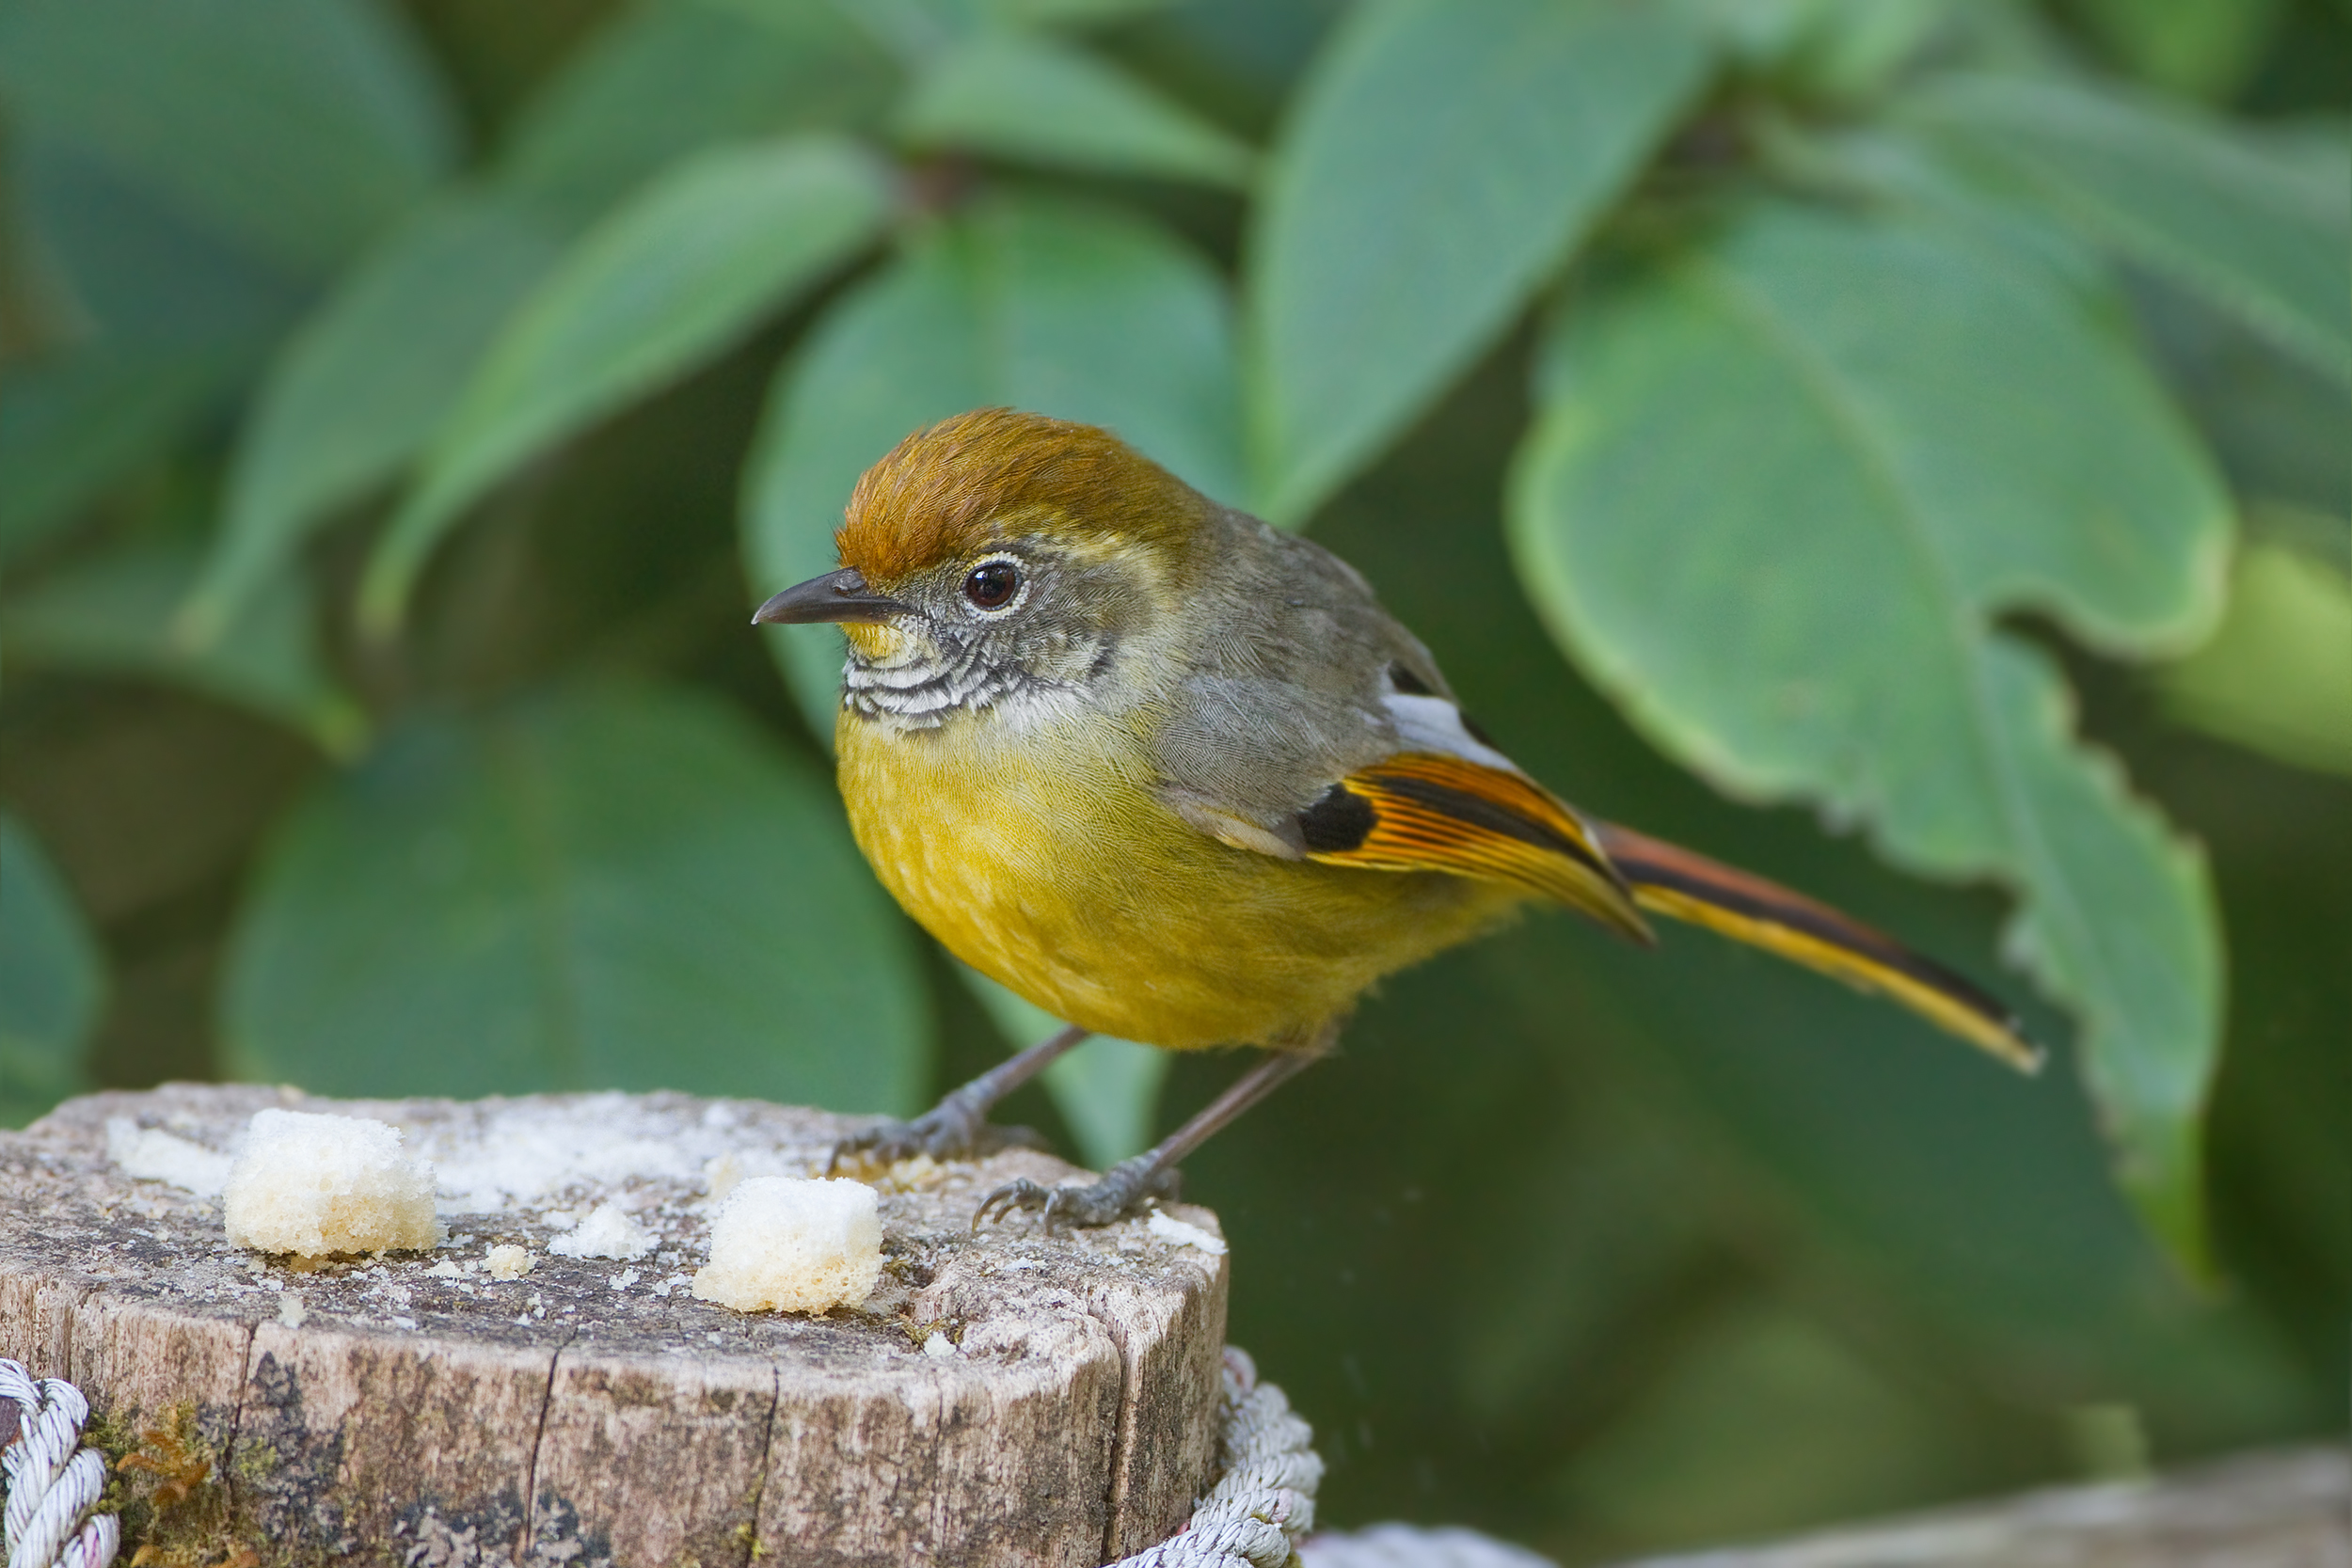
[1302,753,1653,943]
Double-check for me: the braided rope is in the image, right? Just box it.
[0,1362,119,1568]
[1106,1346,1324,1568]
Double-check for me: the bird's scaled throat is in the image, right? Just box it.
[839,621,1096,733]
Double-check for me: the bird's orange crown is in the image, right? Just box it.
[836,408,1206,583]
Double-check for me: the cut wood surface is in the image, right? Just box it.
[0,1085,1232,1568]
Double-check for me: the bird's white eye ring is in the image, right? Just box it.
[961,555,1025,614]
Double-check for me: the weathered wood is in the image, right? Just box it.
[0,1085,1232,1567]
[1611,1445,2349,1568]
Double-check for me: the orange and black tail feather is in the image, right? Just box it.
[1590,821,2042,1073]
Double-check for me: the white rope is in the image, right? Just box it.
[1105,1346,1324,1568]
[0,1362,119,1568]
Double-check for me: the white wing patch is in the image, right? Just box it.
[1382,690,1522,773]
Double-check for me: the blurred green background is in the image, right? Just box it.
[0,0,2344,1559]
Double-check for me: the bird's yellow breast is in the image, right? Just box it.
[835,705,1520,1050]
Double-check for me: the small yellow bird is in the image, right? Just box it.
[755,408,2038,1227]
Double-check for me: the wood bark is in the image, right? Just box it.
[0,1085,1232,1568]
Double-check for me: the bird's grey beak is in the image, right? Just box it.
[752,567,910,626]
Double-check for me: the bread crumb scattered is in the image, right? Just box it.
[484,1243,533,1280]
[222,1110,440,1256]
[1147,1211,1226,1256]
[548,1200,654,1260]
[691,1177,882,1314]
[922,1330,956,1358]
[277,1291,307,1329]
[107,1117,233,1197]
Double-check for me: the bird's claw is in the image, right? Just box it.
[972,1156,1179,1232]
[827,1102,1043,1174]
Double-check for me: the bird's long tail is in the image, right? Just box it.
[1589,821,2042,1073]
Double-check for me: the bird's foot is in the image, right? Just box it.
[828,1098,1041,1174]
[973,1154,1181,1232]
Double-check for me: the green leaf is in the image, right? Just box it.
[1509,200,2232,1265]
[0,0,459,274]
[1248,0,1711,523]
[0,813,104,1128]
[2160,535,2352,777]
[741,192,1246,731]
[3,540,366,753]
[1900,74,2352,386]
[0,348,250,560]
[961,966,1167,1170]
[358,135,896,637]
[0,138,308,555]
[500,0,899,214]
[223,682,929,1113]
[897,31,1255,189]
[2067,0,2285,100]
[181,192,571,648]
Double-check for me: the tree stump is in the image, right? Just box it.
[0,1085,1232,1568]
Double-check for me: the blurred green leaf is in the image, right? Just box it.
[223,681,928,1112]
[1901,75,2352,386]
[960,965,1167,1170]
[0,812,103,1127]
[0,0,459,274]
[1248,0,1710,523]
[360,135,896,636]
[181,192,571,648]
[500,0,898,214]
[1510,200,2231,1266]
[2160,536,2352,777]
[897,31,1256,188]
[2067,0,2286,100]
[1557,1300,1979,1548]
[0,138,307,554]
[1699,0,1956,100]
[0,349,247,560]
[742,191,1245,730]
[2,539,365,752]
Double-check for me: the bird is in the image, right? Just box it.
[754,407,2039,1229]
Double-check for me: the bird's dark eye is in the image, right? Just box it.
[963,561,1021,610]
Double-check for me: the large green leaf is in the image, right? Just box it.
[358,135,895,637]
[499,0,898,214]
[896,31,1255,189]
[1247,0,1711,523]
[0,138,306,555]
[741,192,1245,732]
[223,682,928,1113]
[1509,200,2231,1265]
[0,813,104,1128]
[0,0,458,274]
[1900,75,2352,386]
[3,540,365,753]
[2160,537,2352,778]
[180,192,571,648]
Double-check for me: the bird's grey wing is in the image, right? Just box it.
[1147,513,1514,858]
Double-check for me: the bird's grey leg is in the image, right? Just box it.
[975,1024,1333,1230]
[830,1024,1090,1169]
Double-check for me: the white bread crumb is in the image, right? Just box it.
[484,1244,533,1280]
[1148,1210,1226,1256]
[107,1117,233,1196]
[222,1109,440,1256]
[691,1177,881,1314]
[548,1201,654,1260]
